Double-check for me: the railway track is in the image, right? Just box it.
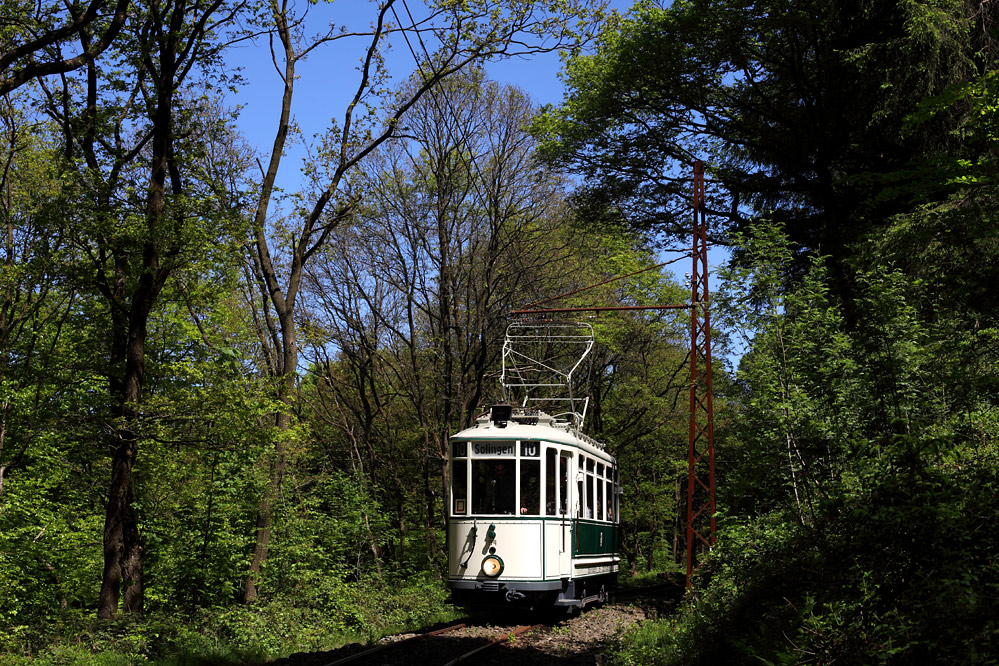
[312,621,543,666]
[611,581,683,603]
[268,582,679,666]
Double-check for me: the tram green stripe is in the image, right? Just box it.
[572,522,620,556]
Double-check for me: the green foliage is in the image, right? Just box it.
[900,68,999,191]
[609,453,999,665]
[536,0,992,285]
[1,1,686,661]
[538,1,999,663]
[0,574,459,665]
[551,225,699,575]
[612,210,999,663]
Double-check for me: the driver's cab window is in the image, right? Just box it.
[472,459,516,514]
[519,441,540,515]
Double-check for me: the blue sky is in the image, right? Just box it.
[225,0,633,164]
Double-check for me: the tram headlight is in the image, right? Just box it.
[481,554,504,578]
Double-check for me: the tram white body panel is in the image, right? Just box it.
[546,519,572,578]
[448,520,544,580]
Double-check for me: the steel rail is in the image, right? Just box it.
[320,622,468,666]
[440,624,540,666]
[611,582,682,602]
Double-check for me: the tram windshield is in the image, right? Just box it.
[471,460,516,514]
[453,459,540,516]
[450,440,545,516]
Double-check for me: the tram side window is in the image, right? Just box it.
[546,449,557,515]
[577,455,585,517]
[521,459,540,515]
[596,473,604,520]
[472,459,516,514]
[615,468,621,521]
[585,465,594,519]
[452,459,467,514]
[597,463,605,520]
[606,478,613,520]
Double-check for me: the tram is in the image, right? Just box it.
[446,323,621,610]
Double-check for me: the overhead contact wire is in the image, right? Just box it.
[519,254,690,310]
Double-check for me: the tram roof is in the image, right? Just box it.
[451,410,614,462]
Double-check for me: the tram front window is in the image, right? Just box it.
[520,459,540,515]
[452,459,467,515]
[472,460,516,514]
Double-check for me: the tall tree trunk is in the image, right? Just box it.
[98,431,134,617]
[99,430,142,617]
[241,4,296,603]
[96,3,182,613]
[99,286,160,617]
[244,301,297,601]
[244,382,293,602]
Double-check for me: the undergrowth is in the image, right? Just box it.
[606,458,999,665]
[0,572,460,665]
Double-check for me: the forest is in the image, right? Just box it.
[0,0,997,663]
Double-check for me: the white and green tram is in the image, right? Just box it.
[447,404,621,610]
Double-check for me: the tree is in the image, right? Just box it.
[37,0,243,617]
[300,69,580,571]
[0,0,130,94]
[240,0,603,602]
[535,0,995,290]
[0,100,113,631]
[586,292,691,572]
[0,99,68,494]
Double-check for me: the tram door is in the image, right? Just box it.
[558,451,573,576]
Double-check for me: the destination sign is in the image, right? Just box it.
[471,441,515,457]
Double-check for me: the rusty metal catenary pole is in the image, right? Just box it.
[506,160,717,588]
[686,160,717,588]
